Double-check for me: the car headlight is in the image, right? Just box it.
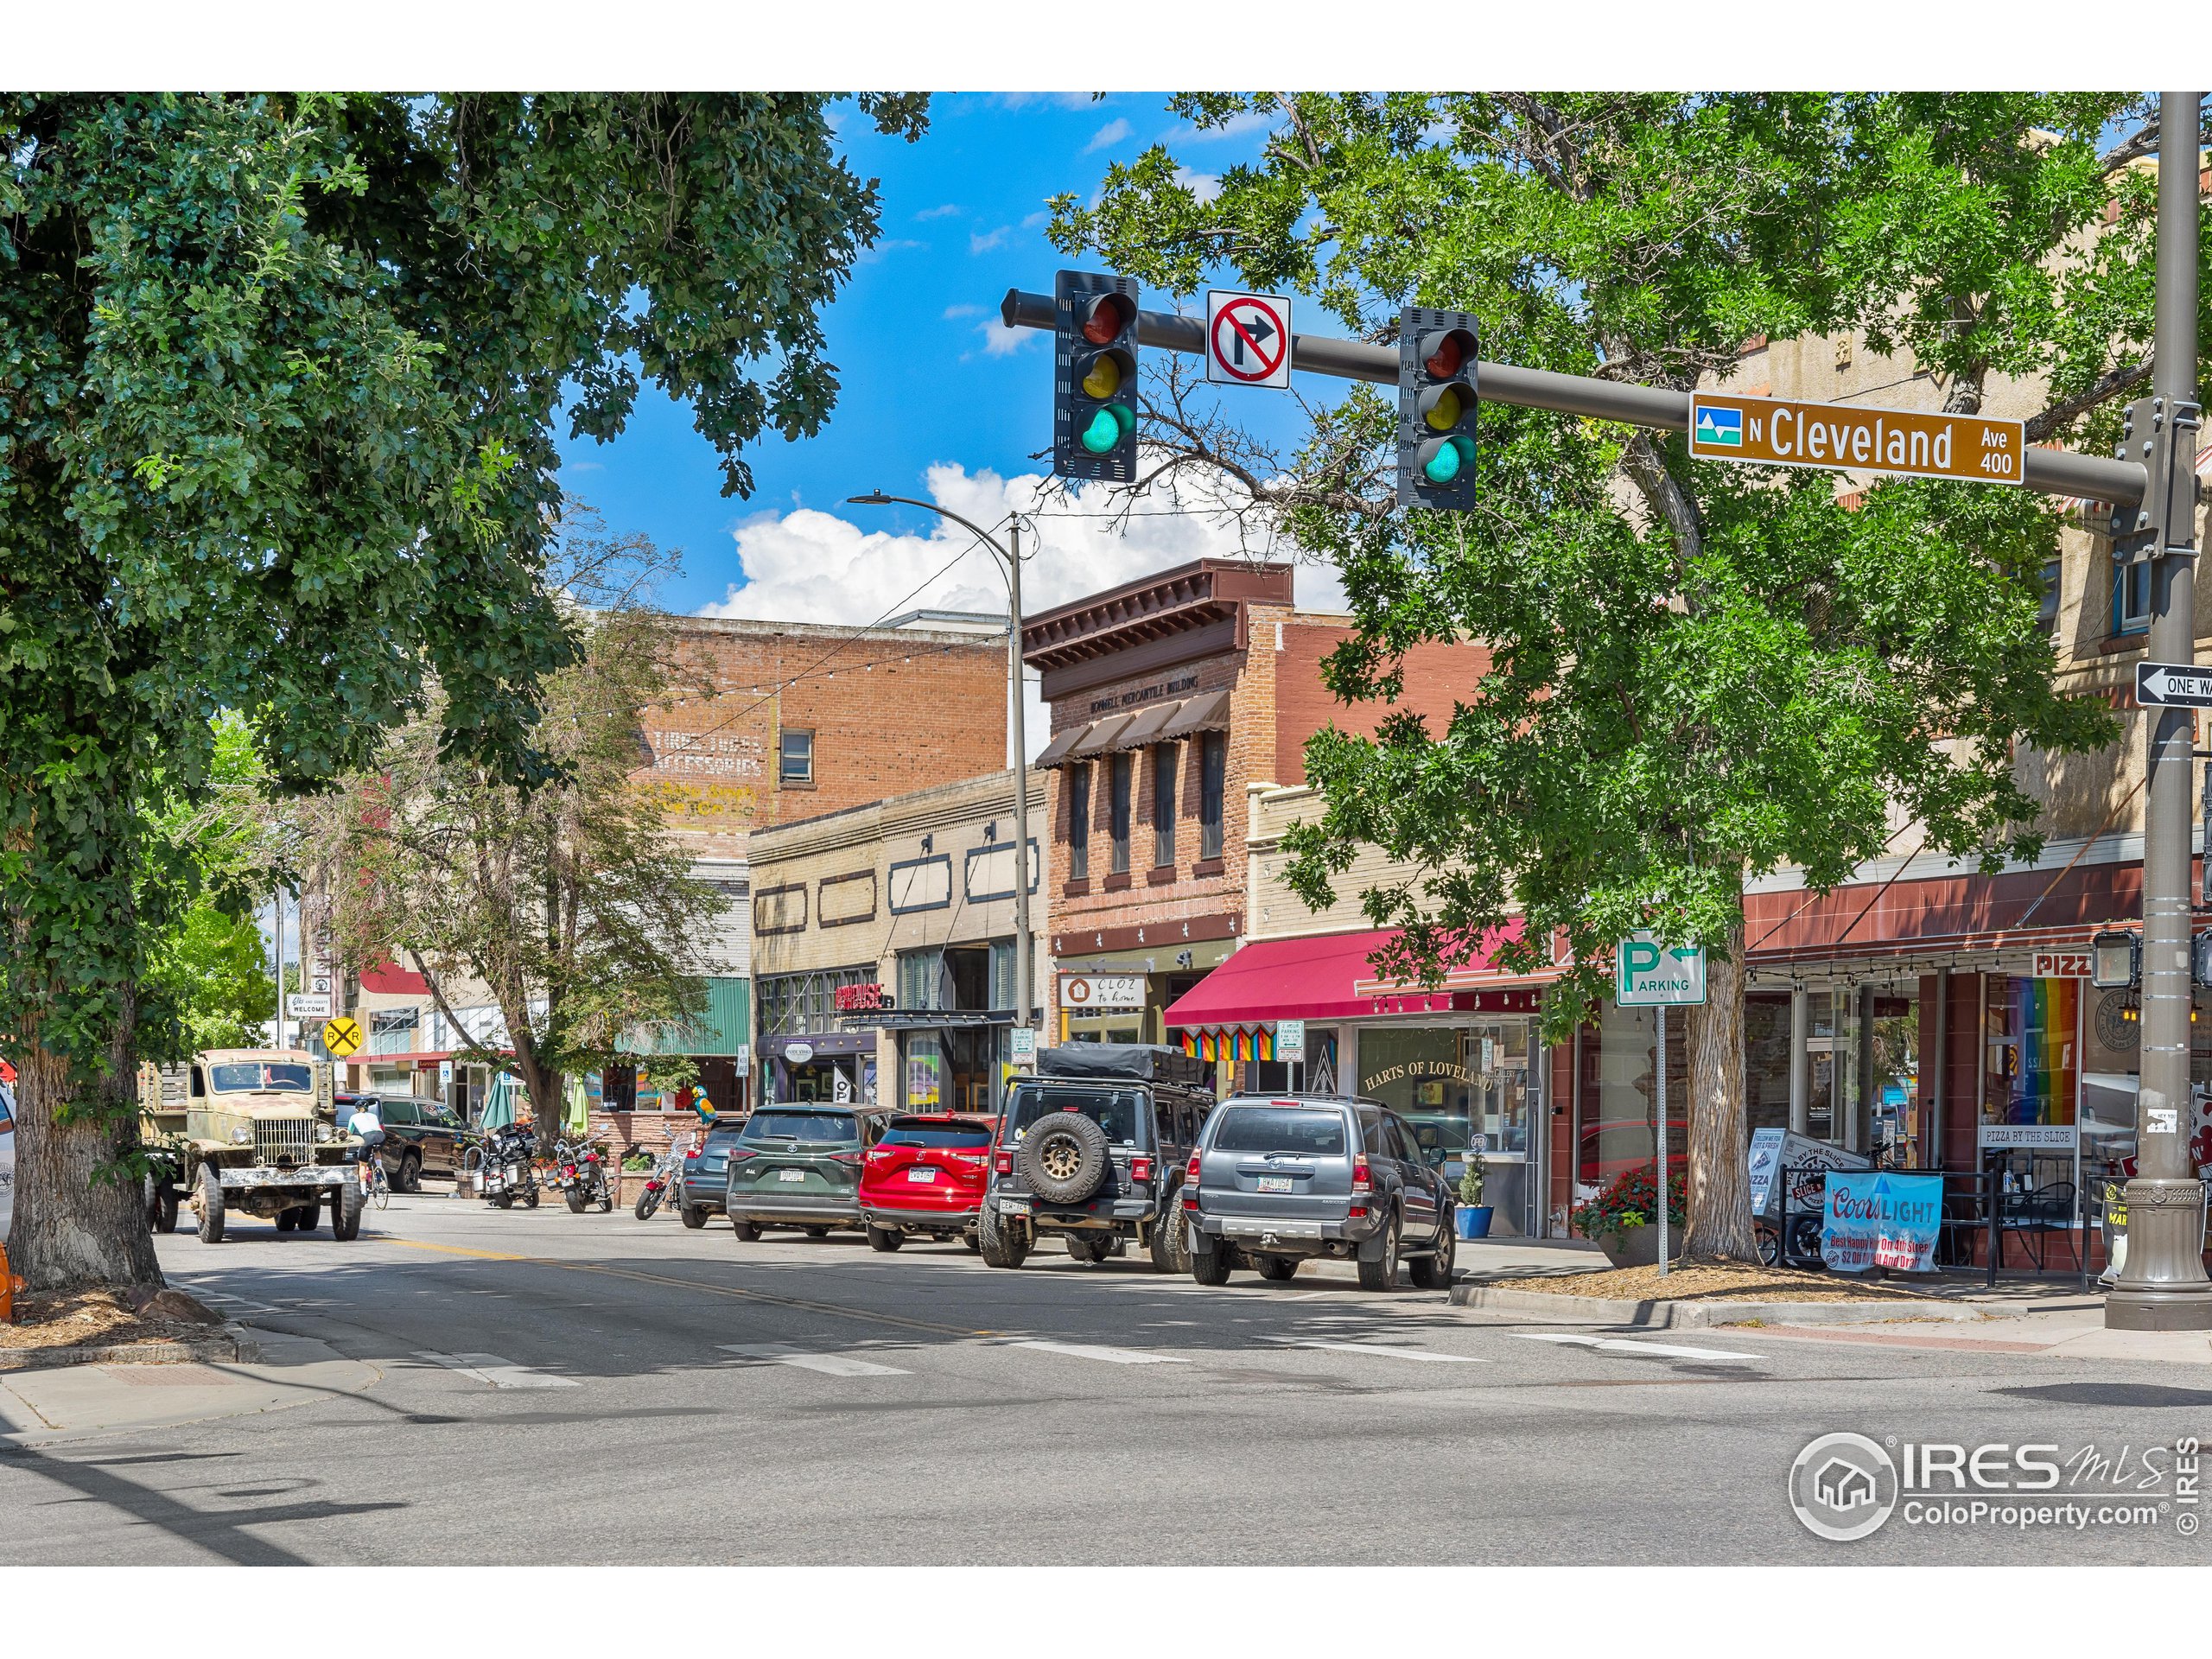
[231,1127,253,1146]
[315,1122,334,1143]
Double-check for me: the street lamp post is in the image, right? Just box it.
[2108,92,2212,1331]
[848,493,1034,1035]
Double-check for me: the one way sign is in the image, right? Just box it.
[2135,661,2212,707]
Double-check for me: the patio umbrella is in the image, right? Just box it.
[563,1074,590,1136]
[479,1071,517,1132]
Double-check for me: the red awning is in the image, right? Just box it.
[1163,923,1551,1028]
[361,962,430,995]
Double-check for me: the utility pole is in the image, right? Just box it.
[2109,92,2212,1332]
[847,493,1035,1034]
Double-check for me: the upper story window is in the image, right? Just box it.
[1067,764,1091,880]
[779,728,815,786]
[2114,557,2152,638]
[1198,731,1227,861]
[1109,753,1133,874]
[1152,743,1179,868]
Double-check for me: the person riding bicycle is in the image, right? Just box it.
[346,1096,385,1194]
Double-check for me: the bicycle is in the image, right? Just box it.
[363,1155,391,1210]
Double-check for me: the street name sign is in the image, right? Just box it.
[321,1015,364,1059]
[1687,392,2025,486]
[1206,290,1293,389]
[1614,931,1707,1007]
[2135,660,2212,707]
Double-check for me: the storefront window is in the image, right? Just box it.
[1068,765,1091,880]
[1745,993,1791,1135]
[1358,1027,1471,1147]
[905,1033,944,1108]
[1986,976,2077,1127]
[1868,988,1919,1159]
[1578,1004,1688,1185]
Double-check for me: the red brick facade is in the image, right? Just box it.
[645,616,1010,857]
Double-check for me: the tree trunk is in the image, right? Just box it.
[1682,922,1758,1262]
[10,1040,163,1294]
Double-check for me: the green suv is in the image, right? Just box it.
[723,1105,892,1241]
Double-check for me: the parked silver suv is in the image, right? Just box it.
[1184,1095,1456,1291]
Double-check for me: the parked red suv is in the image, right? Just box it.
[858,1114,996,1251]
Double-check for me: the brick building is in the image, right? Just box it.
[1025,559,1491,1078]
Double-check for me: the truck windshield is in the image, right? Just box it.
[1211,1106,1347,1156]
[208,1063,314,1094]
[1005,1084,1145,1149]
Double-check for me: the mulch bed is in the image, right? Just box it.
[1499,1261,1936,1305]
[0,1286,231,1358]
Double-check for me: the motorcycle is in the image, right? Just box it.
[553,1135,613,1214]
[632,1132,695,1220]
[471,1124,539,1210]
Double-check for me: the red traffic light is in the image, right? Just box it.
[1421,327,1477,380]
[1082,292,1136,346]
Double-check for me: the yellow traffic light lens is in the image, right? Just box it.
[1082,355,1121,400]
[1424,386,1464,432]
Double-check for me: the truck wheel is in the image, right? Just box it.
[276,1208,297,1233]
[1256,1255,1299,1281]
[196,1166,226,1244]
[866,1226,903,1252]
[978,1199,1029,1269]
[1018,1114,1110,1205]
[398,1151,423,1194]
[1190,1240,1232,1285]
[1148,1199,1193,1275]
[680,1201,707,1229]
[333,1181,365,1242]
[294,1199,321,1234]
[731,1219,761,1242]
[1408,1212,1456,1289]
[155,1186,180,1234]
[1357,1213,1402,1293]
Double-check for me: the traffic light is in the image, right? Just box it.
[1055,270,1141,483]
[1396,305,1480,511]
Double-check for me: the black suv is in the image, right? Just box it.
[977,1045,1214,1273]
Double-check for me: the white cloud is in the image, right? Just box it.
[969,225,1012,255]
[976,319,1033,358]
[915,202,962,220]
[1169,109,1277,143]
[942,302,984,321]
[1021,210,1051,230]
[1173,166,1222,204]
[857,237,925,265]
[697,462,1338,762]
[1084,117,1132,154]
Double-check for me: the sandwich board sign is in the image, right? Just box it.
[1614,931,1707,1007]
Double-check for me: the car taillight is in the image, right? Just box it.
[1185,1152,1202,1184]
[1351,1154,1371,1194]
[832,1152,864,1167]
[995,1148,1013,1175]
[1130,1156,1152,1183]
[683,1147,702,1160]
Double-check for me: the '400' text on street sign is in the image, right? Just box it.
[1615,931,1707,1007]
[1687,392,2024,486]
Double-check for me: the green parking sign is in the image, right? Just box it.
[1614,931,1707,1007]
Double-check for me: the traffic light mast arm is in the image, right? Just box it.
[999,288,2146,508]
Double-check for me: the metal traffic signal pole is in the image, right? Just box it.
[2109,92,2212,1332]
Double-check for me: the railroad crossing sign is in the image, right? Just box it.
[2137,660,2212,706]
[321,1014,364,1058]
[1686,391,2024,486]
[1614,931,1708,1007]
[1206,290,1292,388]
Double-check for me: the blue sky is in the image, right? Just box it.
[553,92,1325,619]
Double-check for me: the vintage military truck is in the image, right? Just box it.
[139,1049,365,1243]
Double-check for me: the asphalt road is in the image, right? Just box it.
[3,1191,2208,1566]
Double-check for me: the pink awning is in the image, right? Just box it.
[1163,922,1550,1028]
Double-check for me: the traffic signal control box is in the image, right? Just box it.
[1396,305,1480,512]
[1055,270,1141,483]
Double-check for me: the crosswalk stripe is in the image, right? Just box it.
[718,1343,910,1376]
[416,1350,582,1389]
[1281,1339,1488,1363]
[1513,1333,1762,1362]
[1007,1339,1189,1365]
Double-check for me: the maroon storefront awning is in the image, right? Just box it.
[1164,922,1550,1028]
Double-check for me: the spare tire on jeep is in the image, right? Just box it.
[1019,1112,1110,1204]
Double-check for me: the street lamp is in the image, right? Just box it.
[847,493,1035,1035]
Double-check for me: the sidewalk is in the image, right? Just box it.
[0,1328,382,1446]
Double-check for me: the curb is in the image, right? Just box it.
[1447,1281,2024,1328]
[0,1322,257,1374]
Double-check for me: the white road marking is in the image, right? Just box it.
[717,1343,910,1376]
[1513,1333,1763,1362]
[1281,1339,1488,1363]
[1007,1339,1189,1365]
[416,1350,582,1389]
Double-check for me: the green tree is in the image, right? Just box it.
[304,517,724,1133]
[0,93,925,1290]
[1052,93,2188,1258]
[147,906,278,1054]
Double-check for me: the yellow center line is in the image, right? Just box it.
[390,1238,997,1338]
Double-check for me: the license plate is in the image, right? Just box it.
[1257,1176,1294,1193]
[778,1169,806,1183]
[999,1197,1030,1216]
[906,1168,938,1184]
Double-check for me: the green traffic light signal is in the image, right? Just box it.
[1079,404,1134,455]
[1421,435,1474,484]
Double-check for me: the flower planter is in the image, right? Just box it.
[1455,1205,1494,1240]
[1597,1224,1676,1268]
